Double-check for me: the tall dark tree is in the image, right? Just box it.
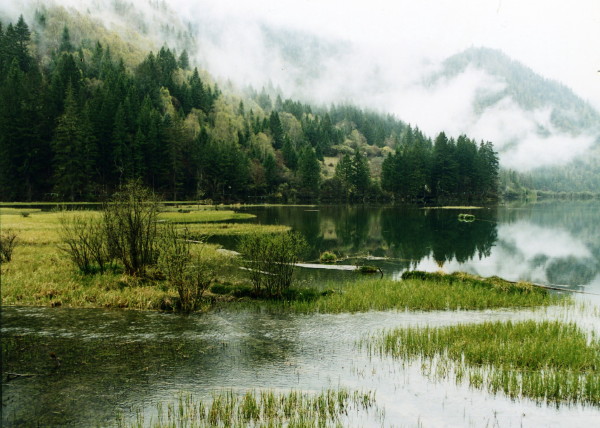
[297,145,321,199]
[269,111,285,149]
[51,85,93,201]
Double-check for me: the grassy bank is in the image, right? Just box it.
[0,208,280,309]
[368,320,600,406]
[118,389,379,427]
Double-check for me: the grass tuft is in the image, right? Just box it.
[369,320,600,406]
[117,388,380,427]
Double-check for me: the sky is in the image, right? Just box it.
[3,0,600,171]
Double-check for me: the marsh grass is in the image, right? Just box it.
[266,275,566,314]
[369,320,600,406]
[158,210,255,223]
[185,223,289,237]
[118,389,379,427]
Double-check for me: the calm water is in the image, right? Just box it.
[3,201,600,426]
[235,201,600,294]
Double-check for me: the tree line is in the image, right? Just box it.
[381,128,499,203]
[0,16,499,203]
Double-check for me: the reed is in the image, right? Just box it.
[117,388,379,427]
[369,320,600,406]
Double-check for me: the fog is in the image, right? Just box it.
[3,0,599,171]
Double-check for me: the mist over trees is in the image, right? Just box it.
[0,16,499,203]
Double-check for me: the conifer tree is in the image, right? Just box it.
[52,85,93,201]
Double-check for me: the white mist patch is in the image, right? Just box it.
[467,99,596,171]
[390,66,507,136]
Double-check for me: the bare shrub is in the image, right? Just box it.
[159,224,216,312]
[104,181,161,276]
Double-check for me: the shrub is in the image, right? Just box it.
[319,251,337,263]
[159,224,217,312]
[0,229,18,263]
[58,181,162,278]
[59,213,110,274]
[238,231,307,298]
[103,181,161,277]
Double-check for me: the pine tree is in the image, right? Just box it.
[51,85,93,201]
[269,111,284,149]
[282,137,298,170]
[59,26,74,53]
[298,145,321,199]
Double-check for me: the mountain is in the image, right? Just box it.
[429,47,600,134]
[425,47,600,192]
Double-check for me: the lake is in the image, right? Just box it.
[235,201,600,295]
[3,201,600,426]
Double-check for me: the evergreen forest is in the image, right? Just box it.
[0,16,499,203]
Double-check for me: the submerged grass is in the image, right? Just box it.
[369,320,600,406]
[117,389,379,427]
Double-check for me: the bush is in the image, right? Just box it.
[238,231,307,299]
[103,181,161,276]
[58,181,162,278]
[59,213,110,274]
[0,229,18,263]
[159,224,217,312]
[319,251,337,263]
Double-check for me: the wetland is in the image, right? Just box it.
[2,201,600,426]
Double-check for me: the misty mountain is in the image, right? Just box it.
[429,47,600,135]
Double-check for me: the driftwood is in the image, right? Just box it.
[6,373,38,381]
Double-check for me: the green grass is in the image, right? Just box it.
[158,210,255,223]
[117,389,379,427]
[184,222,290,237]
[369,320,600,406]
[0,209,241,309]
[233,274,566,314]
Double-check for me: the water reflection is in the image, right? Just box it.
[241,202,600,292]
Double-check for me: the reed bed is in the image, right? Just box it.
[369,320,600,406]
[118,389,379,427]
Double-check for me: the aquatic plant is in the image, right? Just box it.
[370,320,600,406]
[356,265,380,274]
[117,388,380,427]
[319,251,338,263]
